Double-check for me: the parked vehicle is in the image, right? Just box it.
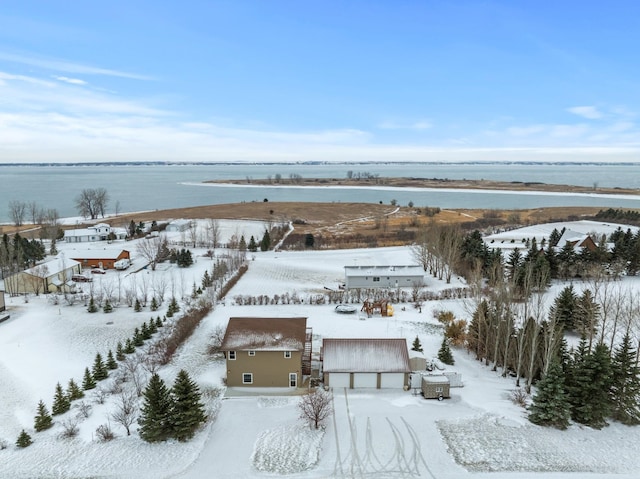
[91,268,106,275]
[114,259,131,270]
[72,274,92,282]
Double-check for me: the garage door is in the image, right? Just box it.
[353,373,378,388]
[329,373,350,388]
[380,373,405,389]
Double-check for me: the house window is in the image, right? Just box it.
[284,351,292,359]
[242,373,253,384]
[373,277,380,282]
[248,350,255,356]
[436,386,443,393]
[228,351,236,360]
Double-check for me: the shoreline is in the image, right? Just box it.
[202,177,640,197]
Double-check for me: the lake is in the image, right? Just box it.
[1,162,640,223]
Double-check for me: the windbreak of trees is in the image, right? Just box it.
[0,233,46,283]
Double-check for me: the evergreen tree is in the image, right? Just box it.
[51,382,70,415]
[134,298,142,312]
[139,373,174,442]
[141,321,152,340]
[438,338,455,365]
[106,350,118,370]
[133,327,144,346]
[260,230,271,251]
[571,342,612,429]
[33,400,53,432]
[116,341,125,361]
[610,334,640,424]
[238,235,247,252]
[124,338,136,354]
[149,317,158,334]
[82,367,96,390]
[411,335,423,353]
[92,353,108,381]
[67,378,84,400]
[103,299,113,313]
[155,316,163,329]
[202,270,212,288]
[170,370,207,441]
[552,285,577,331]
[247,236,258,252]
[87,297,98,313]
[167,297,179,317]
[528,360,571,429]
[150,297,159,311]
[16,429,33,448]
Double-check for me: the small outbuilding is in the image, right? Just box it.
[421,375,450,400]
[322,338,411,389]
[344,265,424,290]
[68,248,131,270]
[166,219,193,232]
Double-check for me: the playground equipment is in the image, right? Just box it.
[361,299,394,317]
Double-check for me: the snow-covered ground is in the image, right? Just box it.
[1,221,640,478]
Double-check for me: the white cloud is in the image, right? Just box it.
[378,120,432,130]
[0,51,151,80]
[567,105,602,120]
[53,75,87,85]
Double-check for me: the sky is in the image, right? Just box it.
[1,1,640,164]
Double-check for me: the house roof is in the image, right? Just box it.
[67,248,129,260]
[221,317,307,351]
[322,338,411,373]
[344,265,423,277]
[23,258,81,277]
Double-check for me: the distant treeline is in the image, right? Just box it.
[594,208,640,225]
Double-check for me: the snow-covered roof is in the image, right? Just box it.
[23,258,81,277]
[422,375,450,384]
[322,338,410,373]
[67,248,129,260]
[344,265,423,277]
[221,317,307,351]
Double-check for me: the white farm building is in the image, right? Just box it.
[344,265,424,290]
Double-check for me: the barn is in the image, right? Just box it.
[322,338,410,389]
[344,265,424,290]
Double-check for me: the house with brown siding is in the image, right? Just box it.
[68,248,131,270]
[322,338,411,389]
[221,317,312,388]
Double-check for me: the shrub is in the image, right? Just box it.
[95,423,115,442]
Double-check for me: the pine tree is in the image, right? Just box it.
[260,230,271,251]
[134,299,142,312]
[571,342,612,429]
[51,382,70,415]
[103,299,113,313]
[149,317,158,334]
[50,238,58,256]
[106,350,118,370]
[124,338,136,354]
[411,335,423,353]
[528,360,571,429]
[155,316,163,329]
[247,236,258,252]
[67,378,84,400]
[141,321,152,340]
[133,327,144,346]
[92,353,109,381]
[116,341,125,361]
[202,270,212,288]
[238,235,247,252]
[139,373,174,442]
[438,338,455,365]
[33,400,53,432]
[610,334,640,424]
[150,297,158,311]
[16,429,33,448]
[87,297,98,313]
[170,370,207,441]
[82,367,96,390]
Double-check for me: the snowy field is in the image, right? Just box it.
[1,221,640,478]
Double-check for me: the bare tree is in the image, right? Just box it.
[111,390,138,436]
[8,200,27,226]
[207,219,221,250]
[136,235,165,271]
[27,201,39,225]
[298,388,333,429]
[27,264,48,295]
[74,188,109,219]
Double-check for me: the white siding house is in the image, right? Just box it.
[344,265,424,289]
[63,223,126,243]
[4,258,82,295]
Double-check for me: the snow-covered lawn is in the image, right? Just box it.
[2,224,640,478]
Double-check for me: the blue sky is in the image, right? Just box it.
[1,1,639,163]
